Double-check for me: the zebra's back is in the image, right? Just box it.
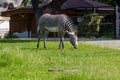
[39,13,67,26]
[38,13,77,33]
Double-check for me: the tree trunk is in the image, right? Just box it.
[31,0,67,33]
[31,0,43,33]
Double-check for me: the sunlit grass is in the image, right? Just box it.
[0,39,120,80]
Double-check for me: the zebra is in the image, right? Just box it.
[37,13,78,49]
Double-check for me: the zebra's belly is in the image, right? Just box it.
[45,26,58,32]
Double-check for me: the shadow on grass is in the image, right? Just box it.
[0,39,36,43]
[21,47,38,51]
[21,47,62,51]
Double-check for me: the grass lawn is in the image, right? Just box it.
[0,39,120,80]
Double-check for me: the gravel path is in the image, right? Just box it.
[80,38,120,50]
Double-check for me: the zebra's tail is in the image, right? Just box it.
[37,25,40,35]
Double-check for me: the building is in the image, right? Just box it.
[0,16,10,38]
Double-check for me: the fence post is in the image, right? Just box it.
[115,5,119,38]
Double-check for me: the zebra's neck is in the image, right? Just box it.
[64,19,75,33]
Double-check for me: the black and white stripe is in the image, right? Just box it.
[64,19,75,33]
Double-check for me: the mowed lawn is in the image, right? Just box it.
[0,39,120,80]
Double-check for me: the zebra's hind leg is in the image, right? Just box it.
[37,34,42,49]
[59,37,64,49]
[43,31,49,49]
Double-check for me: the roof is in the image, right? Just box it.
[1,0,114,17]
[1,8,34,17]
[61,0,113,9]
[0,16,10,20]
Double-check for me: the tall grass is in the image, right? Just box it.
[0,39,120,80]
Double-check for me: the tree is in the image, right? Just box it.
[31,0,43,32]
[0,0,23,12]
[42,0,67,14]
[109,0,120,6]
[94,0,120,6]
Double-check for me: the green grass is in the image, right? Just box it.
[0,39,120,80]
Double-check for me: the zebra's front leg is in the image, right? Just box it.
[43,38,47,49]
[59,37,64,49]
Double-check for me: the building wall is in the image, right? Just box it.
[0,17,10,38]
[10,13,35,37]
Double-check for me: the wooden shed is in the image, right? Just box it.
[1,8,35,38]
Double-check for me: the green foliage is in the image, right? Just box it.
[20,0,31,7]
[20,0,45,7]
[94,0,120,6]
[78,13,104,37]
[0,40,120,80]
[99,25,114,38]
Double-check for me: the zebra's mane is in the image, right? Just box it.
[63,14,78,33]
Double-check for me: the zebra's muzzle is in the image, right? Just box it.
[74,46,78,49]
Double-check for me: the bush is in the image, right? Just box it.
[99,25,114,38]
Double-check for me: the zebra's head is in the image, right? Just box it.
[68,32,78,49]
